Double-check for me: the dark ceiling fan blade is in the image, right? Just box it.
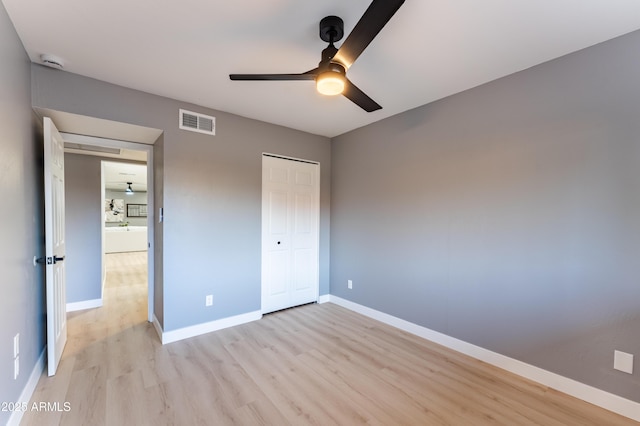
[342,78,381,112]
[333,0,405,69]
[230,69,318,81]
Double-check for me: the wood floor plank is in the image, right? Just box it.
[236,397,293,426]
[19,356,76,426]
[20,251,639,425]
[225,337,334,425]
[106,369,165,426]
[60,365,107,426]
[301,348,448,425]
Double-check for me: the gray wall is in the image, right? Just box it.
[65,154,103,303]
[331,31,640,402]
[31,65,331,332]
[0,4,45,424]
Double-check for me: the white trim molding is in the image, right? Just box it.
[152,314,164,342]
[160,310,262,345]
[7,349,46,426]
[66,298,103,312]
[328,295,640,423]
[317,294,331,304]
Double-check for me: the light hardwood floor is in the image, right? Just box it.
[21,252,638,425]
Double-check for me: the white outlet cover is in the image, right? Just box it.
[205,295,213,306]
[614,350,634,374]
[348,280,353,289]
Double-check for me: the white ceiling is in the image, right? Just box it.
[5,1,640,138]
[103,161,147,192]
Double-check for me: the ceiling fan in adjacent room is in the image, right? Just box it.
[108,181,137,194]
[229,0,405,112]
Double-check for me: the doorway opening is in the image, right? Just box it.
[62,131,157,323]
[102,161,149,322]
[39,109,161,378]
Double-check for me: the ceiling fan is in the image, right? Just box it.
[229,0,405,112]
[108,181,138,193]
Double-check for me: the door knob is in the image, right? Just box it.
[36,255,65,265]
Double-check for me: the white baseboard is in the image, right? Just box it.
[160,310,262,345]
[152,313,164,342]
[7,349,46,426]
[328,295,640,423]
[151,313,163,342]
[66,298,102,312]
[317,294,330,304]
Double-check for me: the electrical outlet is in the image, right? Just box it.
[14,356,19,380]
[614,350,634,374]
[205,295,213,307]
[348,280,353,289]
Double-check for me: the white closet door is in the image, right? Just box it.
[262,155,319,314]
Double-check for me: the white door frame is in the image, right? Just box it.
[61,132,156,322]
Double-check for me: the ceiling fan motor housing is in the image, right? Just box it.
[323,62,345,76]
[320,16,344,43]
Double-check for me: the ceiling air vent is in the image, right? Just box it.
[179,109,216,136]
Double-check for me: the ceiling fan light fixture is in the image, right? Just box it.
[316,69,346,96]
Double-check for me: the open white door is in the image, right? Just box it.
[44,117,67,376]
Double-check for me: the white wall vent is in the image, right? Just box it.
[179,109,215,136]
